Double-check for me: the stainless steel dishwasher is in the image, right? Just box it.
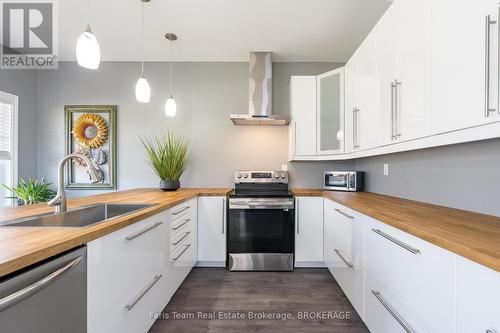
[0,246,86,333]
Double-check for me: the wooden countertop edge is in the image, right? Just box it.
[0,188,231,278]
[292,189,500,273]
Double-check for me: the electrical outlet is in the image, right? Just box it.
[383,163,389,176]
[281,164,288,171]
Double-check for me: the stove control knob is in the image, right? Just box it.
[274,174,280,179]
[281,174,287,179]
[236,173,242,179]
[243,173,248,178]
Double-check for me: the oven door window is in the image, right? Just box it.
[325,173,348,188]
[228,208,294,253]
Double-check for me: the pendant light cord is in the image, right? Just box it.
[169,39,173,96]
[140,0,145,76]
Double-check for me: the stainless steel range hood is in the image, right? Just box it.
[230,52,290,126]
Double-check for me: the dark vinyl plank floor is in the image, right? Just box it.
[149,268,369,333]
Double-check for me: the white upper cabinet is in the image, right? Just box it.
[317,68,345,155]
[289,76,317,159]
[396,0,431,141]
[431,0,500,134]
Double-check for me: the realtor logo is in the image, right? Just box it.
[1,0,57,69]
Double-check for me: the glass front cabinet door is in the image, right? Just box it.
[317,68,345,155]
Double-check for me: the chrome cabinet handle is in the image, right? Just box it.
[391,81,396,140]
[353,108,360,149]
[295,197,299,234]
[334,249,354,268]
[125,275,162,310]
[394,79,402,138]
[172,205,191,215]
[172,244,191,261]
[485,15,497,117]
[172,218,190,231]
[172,231,191,246]
[125,221,162,241]
[486,329,496,333]
[0,256,82,312]
[371,290,415,333]
[372,229,420,254]
[222,197,226,234]
[334,208,354,220]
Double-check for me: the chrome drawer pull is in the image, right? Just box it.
[372,229,420,254]
[172,218,190,231]
[172,231,191,246]
[334,249,354,268]
[125,222,162,241]
[334,208,354,220]
[172,206,191,215]
[125,275,162,311]
[0,256,82,312]
[172,244,191,261]
[371,290,415,333]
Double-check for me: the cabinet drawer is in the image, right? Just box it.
[87,211,169,327]
[170,200,194,222]
[365,272,426,333]
[88,270,168,333]
[456,256,500,333]
[365,217,455,333]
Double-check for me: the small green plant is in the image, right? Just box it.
[3,177,56,205]
[140,131,190,181]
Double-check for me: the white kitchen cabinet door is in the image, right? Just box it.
[295,197,323,266]
[431,0,500,134]
[197,196,226,267]
[456,256,500,333]
[396,0,431,141]
[365,216,455,333]
[290,76,317,159]
[373,3,398,147]
[323,199,365,318]
[317,68,345,155]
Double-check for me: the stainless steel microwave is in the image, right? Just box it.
[324,171,364,191]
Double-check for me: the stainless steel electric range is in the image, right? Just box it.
[227,170,295,271]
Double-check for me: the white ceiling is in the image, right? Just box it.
[58,0,390,62]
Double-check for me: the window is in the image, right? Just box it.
[0,91,18,206]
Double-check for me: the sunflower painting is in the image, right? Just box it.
[65,105,117,190]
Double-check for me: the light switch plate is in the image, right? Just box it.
[281,164,288,171]
[383,163,389,176]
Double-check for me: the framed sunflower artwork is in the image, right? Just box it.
[64,105,117,190]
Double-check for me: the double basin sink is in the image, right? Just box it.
[0,203,156,228]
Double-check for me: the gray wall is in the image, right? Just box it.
[35,62,348,195]
[0,69,37,178]
[354,138,500,217]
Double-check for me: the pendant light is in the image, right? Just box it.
[135,0,151,103]
[164,33,177,117]
[76,0,101,69]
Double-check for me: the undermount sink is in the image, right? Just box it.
[0,203,156,228]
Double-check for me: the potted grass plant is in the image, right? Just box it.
[3,177,56,205]
[140,131,190,191]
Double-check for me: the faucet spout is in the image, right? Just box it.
[47,153,98,213]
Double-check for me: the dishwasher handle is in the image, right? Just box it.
[0,256,83,312]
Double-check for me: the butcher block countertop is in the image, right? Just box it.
[291,189,500,273]
[0,188,231,278]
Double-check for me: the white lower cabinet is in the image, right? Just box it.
[365,216,455,333]
[323,199,364,318]
[295,197,323,266]
[88,199,198,333]
[456,256,500,333]
[197,196,227,267]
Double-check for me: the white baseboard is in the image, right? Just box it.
[295,261,326,268]
[196,261,226,267]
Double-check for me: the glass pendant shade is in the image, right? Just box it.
[76,26,101,69]
[164,96,177,117]
[135,76,151,103]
